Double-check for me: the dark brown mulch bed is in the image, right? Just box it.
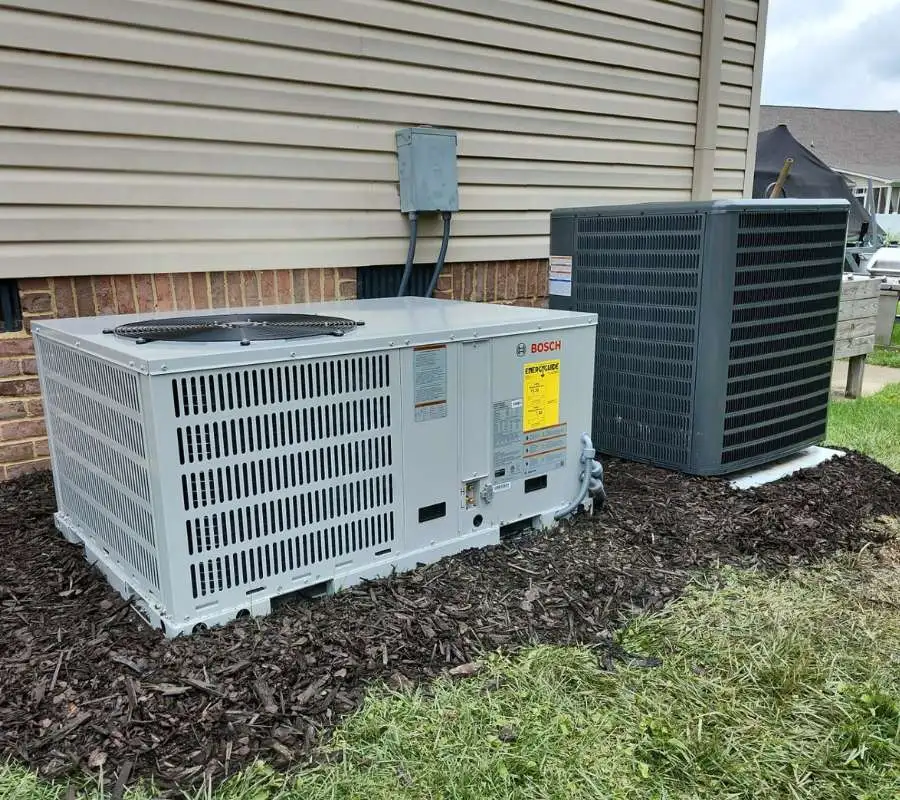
[1,453,898,792]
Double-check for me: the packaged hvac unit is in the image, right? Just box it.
[33,298,598,636]
[549,198,850,475]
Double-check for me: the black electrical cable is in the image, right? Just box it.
[425,211,453,298]
[396,212,419,297]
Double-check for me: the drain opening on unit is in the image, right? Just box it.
[103,313,365,346]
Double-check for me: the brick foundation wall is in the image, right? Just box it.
[0,259,549,479]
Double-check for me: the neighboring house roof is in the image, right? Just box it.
[759,105,900,182]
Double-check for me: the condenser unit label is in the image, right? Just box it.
[523,359,560,432]
[524,423,568,476]
[492,402,567,480]
[492,399,525,479]
[413,344,448,422]
[549,255,573,297]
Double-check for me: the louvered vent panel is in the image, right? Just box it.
[35,340,160,593]
[171,354,399,604]
[574,213,703,467]
[722,209,847,464]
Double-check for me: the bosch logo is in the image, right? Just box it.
[516,343,526,357]
[531,340,561,354]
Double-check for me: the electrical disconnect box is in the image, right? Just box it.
[33,298,597,636]
[396,127,460,213]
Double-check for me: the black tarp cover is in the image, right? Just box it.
[753,124,870,236]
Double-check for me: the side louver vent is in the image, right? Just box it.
[573,212,704,469]
[721,208,845,465]
[37,340,159,593]
[172,354,398,603]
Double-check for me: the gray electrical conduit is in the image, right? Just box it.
[396,211,419,297]
[426,211,453,298]
[554,433,606,520]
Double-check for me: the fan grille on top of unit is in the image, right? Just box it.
[104,313,364,345]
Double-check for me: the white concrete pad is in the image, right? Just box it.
[728,446,846,490]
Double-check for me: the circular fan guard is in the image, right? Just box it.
[104,313,364,345]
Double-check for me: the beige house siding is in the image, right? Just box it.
[1,0,761,278]
[714,0,760,198]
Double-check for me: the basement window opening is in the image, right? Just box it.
[0,280,22,333]
[357,264,433,299]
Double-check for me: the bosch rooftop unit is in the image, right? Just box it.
[32,298,598,636]
[549,198,850,475]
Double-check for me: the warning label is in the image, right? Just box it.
[523,423,568,476]
[549,255,573,297]
[492,399,525,479]
[523,359,560,432]
[413,344,448,423]
[492,400,567,481]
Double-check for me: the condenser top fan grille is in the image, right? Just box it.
[104,313,364,346]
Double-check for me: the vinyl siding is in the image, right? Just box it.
[714,0,758,197]
[0,0,759,277]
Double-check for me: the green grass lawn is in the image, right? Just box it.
[868,349,900,369]
[5,539,899,800]
[865,309,900,369]
[827,382,900,472]
[285,544,900,800]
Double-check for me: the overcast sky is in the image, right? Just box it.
[761,0,900,109]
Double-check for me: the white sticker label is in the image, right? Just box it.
[549,255,573,297]
[493,482,512,493]
[413,345,448,423]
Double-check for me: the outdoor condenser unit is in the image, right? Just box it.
[549,198,850,475]
[32,298,598,636]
